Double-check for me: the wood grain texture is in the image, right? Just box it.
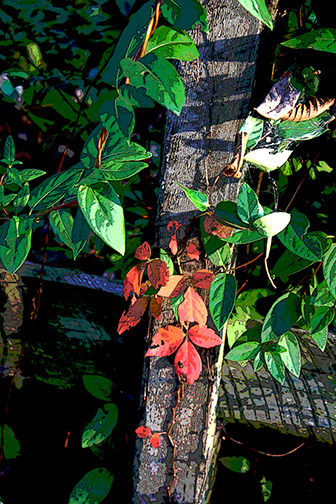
[133,1,278,502]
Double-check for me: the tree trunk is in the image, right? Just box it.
[132,1,279,502]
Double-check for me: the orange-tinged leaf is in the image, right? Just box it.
[147,259,170,289]
[145,325,185,357]
[178,287,208,325]
[158,275,187,298]
[140,280,152,295]
[135,425,151,438]
[167,220,181,233]
[123,264,143,301]
[203,214,233,239]
[280,97,335,121]
[169,233,178,255]
[150,433,161,448]
[135,241,151,260]
[188,324,222,348]
[174,339,202,385]
[191,270,215,289]
[187,243,200,260]
[150,296,162,320]
[117,296,149,335]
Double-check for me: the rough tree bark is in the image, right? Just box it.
[132,1,279,503]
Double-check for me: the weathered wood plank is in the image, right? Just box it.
[133,1,279,502]
[219,330,336,444]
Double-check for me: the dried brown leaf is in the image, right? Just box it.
[280,97,335,121]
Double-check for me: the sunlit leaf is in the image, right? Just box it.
[279,331,301,377]
[261,292,301,342]
[225,341,261,361]
[13,182,30,213]
[264,351,285,384]
[187,324,222,348]
[281,28,336,53]
[82,403,118,448]
[323,244,336,300]
[253,212,291,238]
[49,209,74,250]
[178,286,208,325]
[77,182,125,255]
[240,115,264,149]
[260,475,273,502]
[157,275,186,298]
[277,210,322,261]
[135,425,151,438]
[174,338,202,384]
[311,326,328,351]
[175,182,209,211]
[237,182,263,224]
[160,248,174,275]
[237,0,273,30]
[29,169,83,212]
[0,216,33,275]
[309,306,335,335]
[310,280,335,307]
[255,72,300,120]
[209,274,237,331]
[146,26,199,61]
[120,54,185,115]
[150,433,161,448]
[145,325,185,357]
[68,467,113,504]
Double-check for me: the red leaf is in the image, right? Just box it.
[145,325,185,357]
[135,425,152,438]
[150,433,161,448]
[191,270,215,289]
[158,275,187,298]
[188,324,222,348]
[186,243,200,260]
[169,233,178,255]
[147,259,170,289]
[203,214,233,239]
[117,296,149,335]
[123,264,143,301]
[167,220,181,233]
[178,287,208,325]
[150,296,162,320]
[135,241,151,261]
[174,339,202,385]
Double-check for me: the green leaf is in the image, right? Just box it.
[13,182,30,213]
[209,273,237,331]
[224,227,264,245]
[18,169,46,183]
[68,467,113,504]
[3,424,21,460]
[72,209,91,260]
[226,311,251,348]
[115,0,136,16]
[240,115,264,150]
[260,475,273,502]
[215,201,247,229]
[4,135,15,164]
[29,169,83,212]
[279,331,301,378]
[323,243,336,300]
[310,280,335,307]
[277,210,322,261]
[171,291,185,322]
[252,212,291,238]
[4,167,22,188]
[100,161,149,181]
[49,209,74,250]
[160,248,174,275]
[237,182,263,224]
[82,403,118,448]
[219,456,250,473]
[254,351,264,371]
[237,0,273,30]
[0,78,17,99]
[207,241,231,267]
[120,54,185,115]
[309,306,335,335]
[264,351,285,384]
[82,375,114,401]
[281,28,336,53]
[311,326,328,351]
[100,95,135,141]
[235,288,273,319]
[275,112,332,142]
[175,182,208,211]
[145,26,199,61]
[161,0,208,32]
[0,216,33,274]
[77,182,125,255]
[225,341,261,361]
[261,292,301,342]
